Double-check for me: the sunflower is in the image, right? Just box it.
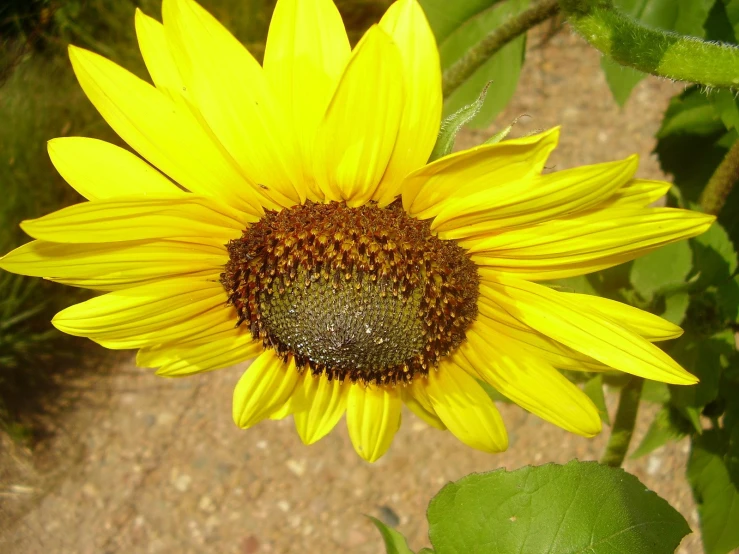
[0,0,713,462]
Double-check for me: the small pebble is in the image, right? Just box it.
[241,535,260,554]
[646,455,662,476]
[173,474,192,492]
[199,495,215,513]
[286,459,306,477]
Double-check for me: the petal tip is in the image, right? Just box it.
[67,44,86,60]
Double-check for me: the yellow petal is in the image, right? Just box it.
[476,312,609,372]
[603,179,671,208]
[136,321,245,366]
[566,293,683,341]
[137,311,251,354]
[402,127,559,219]
[480,274,698,384]
[434,156,638,238]
[48,138,179,200]
[152,334,262,377]
[314,25,404,207]
[68,45,266,214]
[233,351,300,428]
[424,362,508,453]
[20,194,249,244]
[0,239,226,291]
[400,379,446,430]
[163,0,303,206]
[52,277,227,344]
[263,0,350,201]
[461,326,602,437]
[135,9,184,102]
[373,0,442,206]
[268,396,298,421]
[98,306,239,350]
[467,208,715,280]
[293,373,349,444]
[346,384,402,462]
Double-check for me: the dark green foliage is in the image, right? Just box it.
[688,430,739,554]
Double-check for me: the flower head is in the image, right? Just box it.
[0,0,714,462]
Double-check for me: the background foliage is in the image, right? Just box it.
[1,0,738,552]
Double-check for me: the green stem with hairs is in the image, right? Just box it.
[700,139,739,215]
[601,376,644,467]
[442,0,560,99]
[560,0,739,89]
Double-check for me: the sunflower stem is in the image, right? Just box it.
[600,376,643,467]
[441,0,560,99]
[699,139,739,215]
[560,0,739,89]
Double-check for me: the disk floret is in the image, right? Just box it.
[221,201,479,385]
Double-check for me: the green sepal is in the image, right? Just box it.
[428,83,490,162]
[368,516,413,554]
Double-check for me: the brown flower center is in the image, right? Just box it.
[220,201,479,385]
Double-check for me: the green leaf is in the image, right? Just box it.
[724,383,739,427]
[655,87,733,203]
[657,87,725,138]
[688,430,739,554]
[642,380,671,404]
[728,423,739,489]
[716,276,739,322]
[584,375,611,425]
[420,0,505,44]
[669,330,736,411]
[680,405,704,433]
[601,58,647,107]
[727,0,739,38]
[435,0,529,128]
[660,292,690,325]
[630,240,693,301]
[602,0,714,105]
[630,406,690,458]
[705,0,739,44]
[428,84,489,162]
[709,89,739,131]
[369,517,414,554]
[690,220,738,290]
[427,461,690,554]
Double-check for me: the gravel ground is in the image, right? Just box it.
[0,29,703,554]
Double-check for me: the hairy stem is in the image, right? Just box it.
[560,0,739,89]
[601,377,643,467]
[442,0,560,99]
[700,139,739,215]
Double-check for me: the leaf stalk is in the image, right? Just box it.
[560,0,739,89]
[601,376,644,467]
[441,0,560,99]
[699,138,739,215]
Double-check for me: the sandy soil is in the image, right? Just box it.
[0,29,702,554]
